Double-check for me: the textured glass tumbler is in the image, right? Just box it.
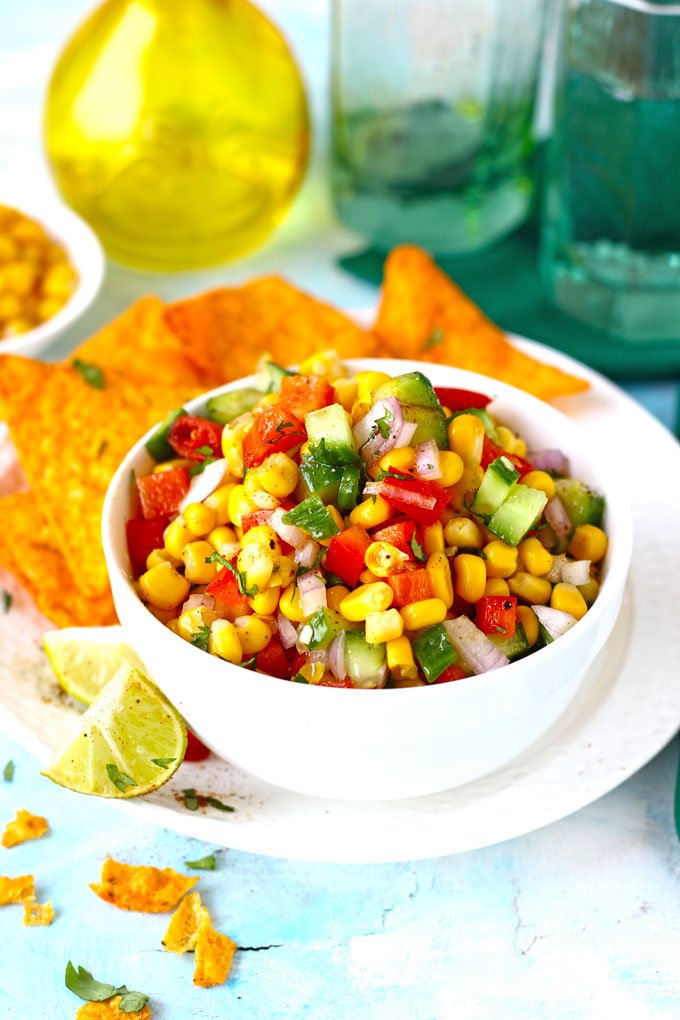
[331,0,547,255]
[541,0,680,341]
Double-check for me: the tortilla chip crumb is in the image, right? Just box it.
[74,995,151,1019]
[193,922,237,987]
[0,874,35,905]
[162,891,211,954]
[23,900,54,926]
[1,809,49,848]
[89,857,199,913]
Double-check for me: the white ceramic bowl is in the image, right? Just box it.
[103,359,633,801]
[0,189,105,358]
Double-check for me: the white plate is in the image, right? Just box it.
[1,337,679,863]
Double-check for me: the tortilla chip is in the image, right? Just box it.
[373,246,589,402]
[193,922,237,987]
[0,492,116,627]
[0,874,34,905]
[23,900,54,926]
[1,809,49,848]
[0,353,200,598]
[89,857,199,913]
[165,276,378,383]
[74,997,151,1020]
[162,891,211,954]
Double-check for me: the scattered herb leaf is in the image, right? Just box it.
[72,359,105,390]
[410,532,426,563]
[374,407,394,439]
[3,759,14,782]
[65,962,118,1002]
[458,546,487,559]
[105,764,137,793]
[240,655,257,671]
[1,589,11,614]
[204,796,235,813]
[151,757,177,769]
[191,625,212,652]
[119,991,149,1012]
[183,788,199,811]
[185,853,216,870]
[375,469,413,482]
[194,445,214,457]
[292,673,308,684]
[423,327,444,351]
[96,439,108,460]
[189,455,217,479]
[205,551,258,597]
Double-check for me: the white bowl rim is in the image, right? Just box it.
[102,358,634,699]
[0,187,105,354]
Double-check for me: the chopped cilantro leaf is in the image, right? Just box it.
[151,757,177,769]
[183,788,199,811]
[96,439,108,460]
[194,445,214,456]
[185,853,216,870]
[191,625,212,652]
[72,359,105,390]
[292,673,308,683]
[189,455,216,479]
[204,795,235,813]
[458,546,487,559]
[105,764,137,793]
[64,963,148,1013]
[205,551,258,597]
[375,469,413,482]
[119,991,150,1012]
[423,327,444,351]
[241,655,257,670]
[410,532,426,562]
[3,759,14,782]
[375,407,394,439]
[1,589,11,614]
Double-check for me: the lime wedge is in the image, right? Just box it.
[42,663,186,798]
[44,625,146,706]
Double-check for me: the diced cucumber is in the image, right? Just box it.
[344,630,386,689]
[411,624,458,683]
[305,404,358,464]
[372,371,441,410]
[298,608,355,650]
[206,388,262,424]
[554,479,605,528]
[401,404,449,449]
[488,622,529,660]
[256,359,294,393]
[145,407,187,461]
[282,496,340,540]
[298,456,343,504]
[449,407,499,443]
[472,456,520,517]
[487,485,548,546]
[338,463,362,510]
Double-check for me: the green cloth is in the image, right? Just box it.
[338,223,680,382]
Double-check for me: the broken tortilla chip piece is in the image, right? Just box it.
[193,922,237,987]
[74,997,151,1020]
[0,492,116,628]
[2,809,49,848]
[165,276,378,384]
[23,900,54,926]
[373,246,588,402]
[0,874,35,905]
[162,891,211,954]
[89,857,199,913]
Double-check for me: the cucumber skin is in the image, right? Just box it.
[554,479,605,528]
[472,457,519,517]
[488,485,548,546]
[488,622,529,659]
[401,404,449,449]
[304,608,354,650]
[344,631,386,689]
[305,404,358,464]
[206,388,261,424]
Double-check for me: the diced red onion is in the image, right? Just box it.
[352,396,404,464]
[443,617,509,674]
[532,605,578,641]
[561,559,591,586]
[328,631,347,680]
[414,439,442,480]
[298,572,327,617]
[178,458,229,513]
[363,479,437,510]
[546,553,567,584]
[393,421,418,449]
[277,610,298,649]
[527,449,570,475]
[270,507,308,550]
[181,593,217,614]
[294,539,321,567]
[544,496,572,542]
[306,649,328,668]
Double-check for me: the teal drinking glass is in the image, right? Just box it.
[331,0,548,255]
[541,0,680,341]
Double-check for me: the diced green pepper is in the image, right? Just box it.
[282,496,340,540]
[411,624,458,683]
[554,479,605,528]
[145,407,187,461]
[298,607,356,650]
[338,463,362,510]
[299,456,344,504]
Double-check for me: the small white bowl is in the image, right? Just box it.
[0,189,105,359]
[103,359,633,801]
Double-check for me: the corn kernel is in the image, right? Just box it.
[178,606,220,641]
[350,399,372,425]
[204,483,237,524]
[182,540,219,584]
[2,260,37,296]
[365,608,404,644]
[269,555,296,589]
[339,582,393,621]
[452,554,487,603]
[437,451,465,487]
[426,551,454,609]
[139,562,190,610]
[248,587,280,616]
[447,414,484,467]
[257,452,299,498]
[507,572,552,605]
[183,502,217,538]
[332,378,358,412]
[209,619,243,663]
[349,495,393,529]
[166,618,181,637]
[41,261,76,298]
[522,470,556,501]
[400,597,447,630]
[568,525,608,563]
[359,568,381,584]
[146,547,174,570]
[386,636,418,681]
[518,537,554,577]
[365,541,409,577]
[234,615,272,655]
[422,522,445,556]
[36,296,66,322]
[444,516,483,549]
[379,447,417,473]
[355,370,391,403]
[279,582,311,622]
[484,578,510,597]
[299,662,326,684]
[495,425,517,454]
[516,605,539,647]
[299,349,346,379]
[207,524,238,551]
[578,577,600,607]
[227,484,257,527]
[327,585,350,611]
[514,439,527,458]
[448,465,484,511]
[551,582,588,620]
[153,457,192,474]
[241,525,282,557]
[163,519,193,562]
[237,543,274,591]
[483,539,518,578]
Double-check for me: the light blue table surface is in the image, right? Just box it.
[1,3,679,1018]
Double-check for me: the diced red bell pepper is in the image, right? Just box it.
[387,568,433,607]
[371,518,420,559]
[317,676,354,688]
[243,403,306,468]
[241,509,274,534]
[255,636,290,679]
[434,387,491,411]
[184,730,211,761]
[167,415,223,460]
[372,473,450,525]
[324,523,372,587]
[206,557,250,615]
[481,436,534,477]
[136,466,189,520]
[126,516,168,574]
[279,374,335,418]
[432,664,468,684]
[475,595,517,638]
